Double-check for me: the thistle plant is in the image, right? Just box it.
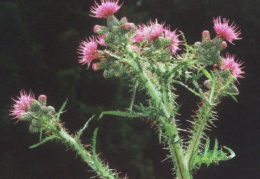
[10,0,245,178]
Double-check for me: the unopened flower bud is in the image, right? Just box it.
[20,112,33,121]
[213,64,219,68]
[30,101,41,112]
[29,124,40,133]
[93,25,107,34]
[120,17,128,24]
[31,119,41,128]
[202,30,211,41]
[92,63,101,71]
[123,23,134,30]
[221,41,227,49]
[47,106,55,114]
[38,95,47,106]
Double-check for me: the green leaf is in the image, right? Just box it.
[75,115,95,141]
[173,80,200,97]
[229,94,238,102]
[92,128,101,168]
[139,103,145,112]
[99,110,146,119]
[56,99,68,120]
[29,136,56,149]
[193,138,235,169]
[212,138,219,157]
[223,146,236,159]
[204,138,210,155]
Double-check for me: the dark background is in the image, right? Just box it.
[0,0,259,178]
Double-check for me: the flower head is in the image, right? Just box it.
[213,17,241,44]
[220,53,244,79]
[90,0,122,19]
[10,90,36,121]
[133,25,145,42]
[164,26,181,54]
[78,36,99,68]
[143,19,164,42]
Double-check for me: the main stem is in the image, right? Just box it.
[133,59,192,179]
[106,50,192,178]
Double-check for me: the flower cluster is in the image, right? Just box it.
[10,90,56,133]
[78,0,182,72]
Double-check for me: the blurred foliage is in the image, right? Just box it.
[0,0,259,178]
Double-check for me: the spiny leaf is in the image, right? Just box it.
[173,80,200,97]
[56,98,68,120]
[29,136,56,149]
[192,138,235,169]
[201,68,212,80]
[75,115,95,141]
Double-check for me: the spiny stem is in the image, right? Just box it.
[57,127,120,179]
[185,102,214,167]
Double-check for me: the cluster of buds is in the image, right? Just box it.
[191,17,244,89]
[10,91,56,133]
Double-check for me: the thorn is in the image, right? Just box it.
[161,157,168,163]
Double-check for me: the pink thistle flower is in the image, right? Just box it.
[213,17,241,44]
[220,53,244,79]
[133,25,145,42]
[90,0,122,19]
[143,19,164,42]
[10,90,36,121]
[164,26,181,54]
[78,36,99,68]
